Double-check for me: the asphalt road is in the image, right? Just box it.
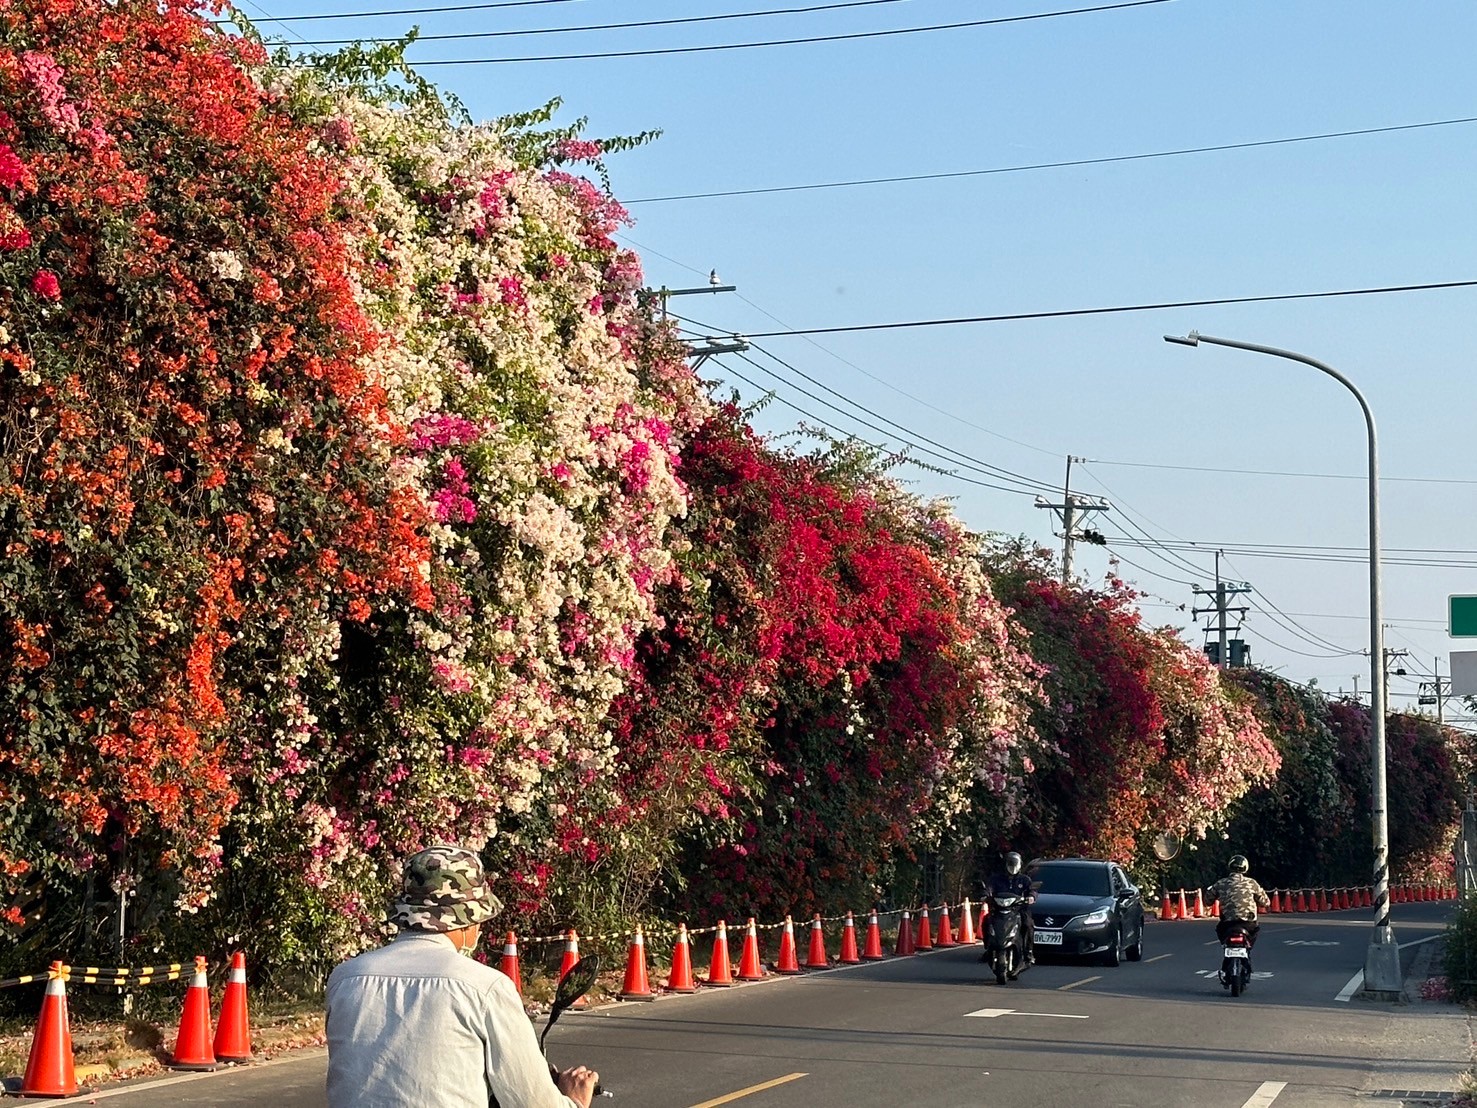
[60,900,1460,1108]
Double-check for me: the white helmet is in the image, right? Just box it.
[1004,852,1022,876]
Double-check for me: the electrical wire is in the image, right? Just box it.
[238,0,591,23]
[629,115,1477,204]
[629,234,1063,461]
[745,342,1059,493]
[1088,457,1477,487]
[677,317,1060,492]
[1218,552,1362,656]
[712,358,1047,497]
[1238,614,1363,660]
[359,1,1175,64]
[719,350,1047,496]
[739,278,1477,338]
[293,0,918,44]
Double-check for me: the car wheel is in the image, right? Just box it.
[1103,925,1121,967]
[1126,923,1143,962]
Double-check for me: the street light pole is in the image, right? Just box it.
[1163,330,1401,998]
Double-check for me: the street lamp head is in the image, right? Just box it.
[1163,331,1201,347]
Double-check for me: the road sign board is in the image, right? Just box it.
[1451,595,1477,637]
[1452,651,1477,697]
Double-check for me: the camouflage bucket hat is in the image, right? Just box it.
[389,845,502,932]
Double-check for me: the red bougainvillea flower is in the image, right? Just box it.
[30,269,60,299]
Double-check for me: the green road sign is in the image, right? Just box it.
[1450,595,1477,637]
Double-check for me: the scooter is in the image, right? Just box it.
[985,893,1030,985]
[1217,921,1253,997]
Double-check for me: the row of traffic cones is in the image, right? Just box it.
[20,952,252,1098]
[1157,882,1459,921]
[497,903,989,1005]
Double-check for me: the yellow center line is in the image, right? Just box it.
[1058,975,1100,990]
[687,1072,809,1108]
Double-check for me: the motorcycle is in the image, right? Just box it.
[1217,921,1253,997]
[985,893,1030,986]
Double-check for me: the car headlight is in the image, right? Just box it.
[1077,908,1111,927]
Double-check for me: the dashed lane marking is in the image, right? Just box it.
[1145,953,1173,963]
[687,1073,808,1108]
[1241,1080,1287,1107]
[1058,975,1100,990]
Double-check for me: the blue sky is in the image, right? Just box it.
[262,0,1477,717]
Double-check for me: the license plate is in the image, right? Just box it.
[1224,947,1248,958]
[1036,930,1063,946]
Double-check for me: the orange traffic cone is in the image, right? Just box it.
[1268,890,1280,914]
[936,904,955,947]
[977,899,989,935]
[958,898,977,944]
[1320,889,1331,912]
[839,912,862,964]
[169,956,217,1070]
[667,923,698,993]
[804,915,829,969]
[213,951,252,1064]
[915,905,934,951]
[706,921,735,986]
[737,918,765,981]
[895,910,914,956]
[774,916,802,975]
[619,926,655,1001]
[1210,899,1220,918]
[498,932,522,995]
[1192,890,1206,919]
[863,911,886,960]
[1160,892,1176,921]
[1361,886,1373,908]
[1176,889,1190,920]
[557,930,588,1009]
[1296,890,1308,913]
[20,963,77,1097]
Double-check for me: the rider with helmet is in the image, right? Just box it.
[1208,854,1271,948]
[987,851,1036,964]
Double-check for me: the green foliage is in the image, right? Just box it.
[1444,894,1477,1002]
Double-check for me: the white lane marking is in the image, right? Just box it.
[1145,953,1173,963]
[1284,940,1339,946]
[1334,970,1363,1002]
[1058,975,1100,990]
[1241,1080,1287,1107]
[964,1007,1089,1019]
[1398,935,1440,950]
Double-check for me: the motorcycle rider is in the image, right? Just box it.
[1207,854,1271,949]
[986,851,1036,964]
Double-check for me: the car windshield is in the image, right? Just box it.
[1031,864,1111,898]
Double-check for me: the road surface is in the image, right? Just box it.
[62,900,1462,1108]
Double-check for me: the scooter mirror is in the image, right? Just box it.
[542,954,602,1051]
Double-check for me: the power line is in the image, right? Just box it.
[626,233,1063,461]
[238,0,591,23]
[1104,536,1477,570]
[1089,457,1477,486]
[629,115,1477,204]
[362,1,1176,65]
[744,341,1059,493]
[720,350,1047,496]
[739,279,1477,338]
[293,0,915,44]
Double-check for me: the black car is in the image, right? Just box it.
[1027,858,1145,966]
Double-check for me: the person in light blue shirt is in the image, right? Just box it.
[326,845,599,1108]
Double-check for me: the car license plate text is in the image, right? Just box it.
[1036,930,1063,945]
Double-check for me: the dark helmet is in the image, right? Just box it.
[1228,854,1249,875]
[1004,851,1022,876]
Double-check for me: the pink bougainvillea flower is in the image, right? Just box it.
[30,269,61,299]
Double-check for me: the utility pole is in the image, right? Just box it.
[1418,656,1451,724]
[1193,551,1251,668]
[652,275,748,369]
[1382,647,1410,696]
[1035,455,1109,584]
